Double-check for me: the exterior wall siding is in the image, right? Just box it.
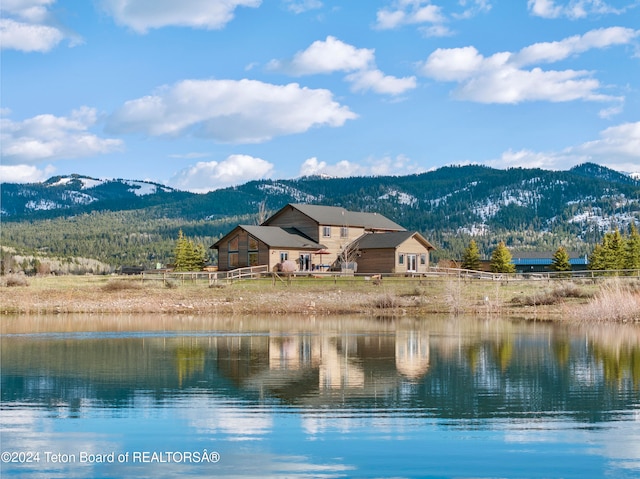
[264,208,319,242]
[356,248,396,274]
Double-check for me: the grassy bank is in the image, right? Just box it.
[3,273,637,321]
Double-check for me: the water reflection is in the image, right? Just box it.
[1,315,640,478]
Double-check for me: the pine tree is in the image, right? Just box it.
[490,241,515,273]
[173,230,207,271]
[173,230,188,271]
[625,223,640,270]
[461,239,481,270]
[589,243,605,271]
[602,229,625,272]
[551,246,571,272]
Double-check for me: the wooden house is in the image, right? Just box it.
[212,203,435,273]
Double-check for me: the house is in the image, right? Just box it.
[211,203,435,274]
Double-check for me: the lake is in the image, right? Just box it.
[1,315,639,478]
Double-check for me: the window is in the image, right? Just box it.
[280,252,289,262]
[228,235,239,268]
[247,235,259,266]
[340,227,349,238]
[398,253,404,265]
[420,254,427,265]
[228,235,239,251]
[228,253,239,268]
[323,226,331,237]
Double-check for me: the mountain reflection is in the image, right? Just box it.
[2,315,639,421]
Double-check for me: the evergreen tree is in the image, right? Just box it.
[589,243,605,271]
[490,241,515,273]
[551,246,571,272]
[602,229,625,272]
[174,230,207,271]
[461,239,481,270]
[625,223,640,270]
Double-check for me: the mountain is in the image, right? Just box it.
[2,163,639,269]
[0,174,190,218]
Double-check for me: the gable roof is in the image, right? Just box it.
[265,203,405,231]
[212,225,325,250]
[355,231,435,250]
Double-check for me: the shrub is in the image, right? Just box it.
[578,280,640,322]
[512,282,590,306]
[101,279,142,292]
[373,293,398,309]
[3,274,29,287]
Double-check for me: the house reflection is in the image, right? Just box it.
[239,331,431,399]
[395,330,429,381]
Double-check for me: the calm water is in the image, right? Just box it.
[1,315,639,479]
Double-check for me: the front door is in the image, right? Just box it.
[407,254,417,272]
[299,254,311,271]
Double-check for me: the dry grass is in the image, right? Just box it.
[2,274,30,287]
[101,279,143,292]
[512,282,591,306]
[575,280,640,322]
[0,274,611,319]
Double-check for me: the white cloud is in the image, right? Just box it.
[269,36,416,96]
[1,107,123,163]
[375,0,446,30]
[527,0,634,19]
[0,164,55,183]
[345,69,417,95]
[299,154,424,177]
[169,154,274,192]
[454,0,492,19]
[419,27,637,104]
[106,78,357,143]
[513,27,639,66]
[99,0,262,33]
[375,0,491,35]
[1,0,55,22]
[487,121,640,174]
[271,36,374,75]
[0,1,78,52]
[283,0,323,14]
[0,18,63,52]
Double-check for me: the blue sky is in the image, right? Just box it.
[1,0,639,192]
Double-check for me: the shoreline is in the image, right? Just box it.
[1,274,621,321]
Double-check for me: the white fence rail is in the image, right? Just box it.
[141,265,269,285]
[137,265,640,285]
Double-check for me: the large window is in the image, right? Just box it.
[248,235,259,266]
[228,235,239,268]
[323,226,331,237]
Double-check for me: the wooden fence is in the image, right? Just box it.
[141,265,269,285]
[138,265,640,285]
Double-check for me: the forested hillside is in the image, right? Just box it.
[2,163,639,270]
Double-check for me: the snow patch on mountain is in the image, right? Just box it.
[378,189,418,206]
[457,224,490,236]
[258,182,321,203]
[123,180,167,196]
[26,199,61,211]
[63,191,97,205]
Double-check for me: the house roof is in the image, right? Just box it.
[212,225,325,250]
[511,251,588,265]
[355,231,435,250]
[265,203,405,231]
